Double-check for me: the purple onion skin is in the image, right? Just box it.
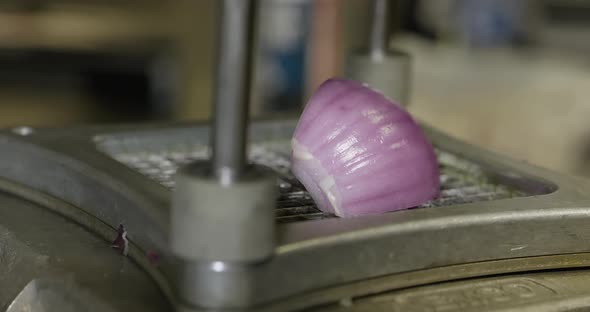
[291,79,439,218]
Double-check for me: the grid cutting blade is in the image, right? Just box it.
[105,140,524,223]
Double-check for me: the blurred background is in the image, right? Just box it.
[0,0,589,176]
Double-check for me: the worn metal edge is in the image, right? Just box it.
[0,177,176,308]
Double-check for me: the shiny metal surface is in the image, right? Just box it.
[171,157,277,310]
[171,163,276,262]
[369,0,388,60]
[170,163,277,309]
[1,119,590,310]
[270,253,590,311]
[102,128,531,223]
[211,0,256,183]
[175,1,279,308]
[348,0,411,105]
[312,268,590,312]
[0,186,170,311]
[6,279,117,312]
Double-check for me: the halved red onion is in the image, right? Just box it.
[291,78,439,217]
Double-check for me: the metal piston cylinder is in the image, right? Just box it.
[171,164,276,263]
[171,163,277,309]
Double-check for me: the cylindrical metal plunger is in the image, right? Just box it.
[171,164,276,262]
[346,0,411,106]
[172,164,276,309]
[170,0,277,309]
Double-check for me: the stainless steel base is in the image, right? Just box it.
[1,119,589,311]
[312,264,590,312]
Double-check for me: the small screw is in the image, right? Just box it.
[339,298,353,308]
[12,126,34,136]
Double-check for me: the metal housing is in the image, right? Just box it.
[1,119,590,310]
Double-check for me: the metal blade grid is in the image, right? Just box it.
[106,140,524,223]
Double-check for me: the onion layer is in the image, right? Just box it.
[291,79,439,217]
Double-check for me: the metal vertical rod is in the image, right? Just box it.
[369,0,389,60]
[212,0,255,184]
